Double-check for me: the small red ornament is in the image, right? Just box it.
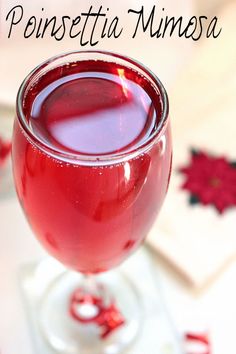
[69,287,125,339]
[184,332,211,354]
[180,149,236,214]
[0,137,11,166]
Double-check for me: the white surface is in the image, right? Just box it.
[1,194,236,354]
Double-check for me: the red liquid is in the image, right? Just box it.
[13,60,172,273]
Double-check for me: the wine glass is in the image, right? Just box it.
[12,51,172,354]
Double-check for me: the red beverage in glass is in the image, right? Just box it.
[12,56,172,273]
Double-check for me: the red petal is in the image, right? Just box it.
[0,138,11,164]
[180,149,236,214]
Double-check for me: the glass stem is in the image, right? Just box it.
[82,274,111,307]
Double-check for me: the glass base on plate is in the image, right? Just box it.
[19,247,182,354]
[39,270,141,354]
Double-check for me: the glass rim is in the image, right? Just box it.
[16,50,169,165]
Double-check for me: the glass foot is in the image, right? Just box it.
[19,247,182,354]
[39,271,142,354]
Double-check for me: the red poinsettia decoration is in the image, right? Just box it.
[0,137,11,166]
[180,149,236,214]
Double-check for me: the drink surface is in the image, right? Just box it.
[27,60,160,157]
[13,59,172,273]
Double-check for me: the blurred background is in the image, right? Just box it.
[1,0,236,353]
